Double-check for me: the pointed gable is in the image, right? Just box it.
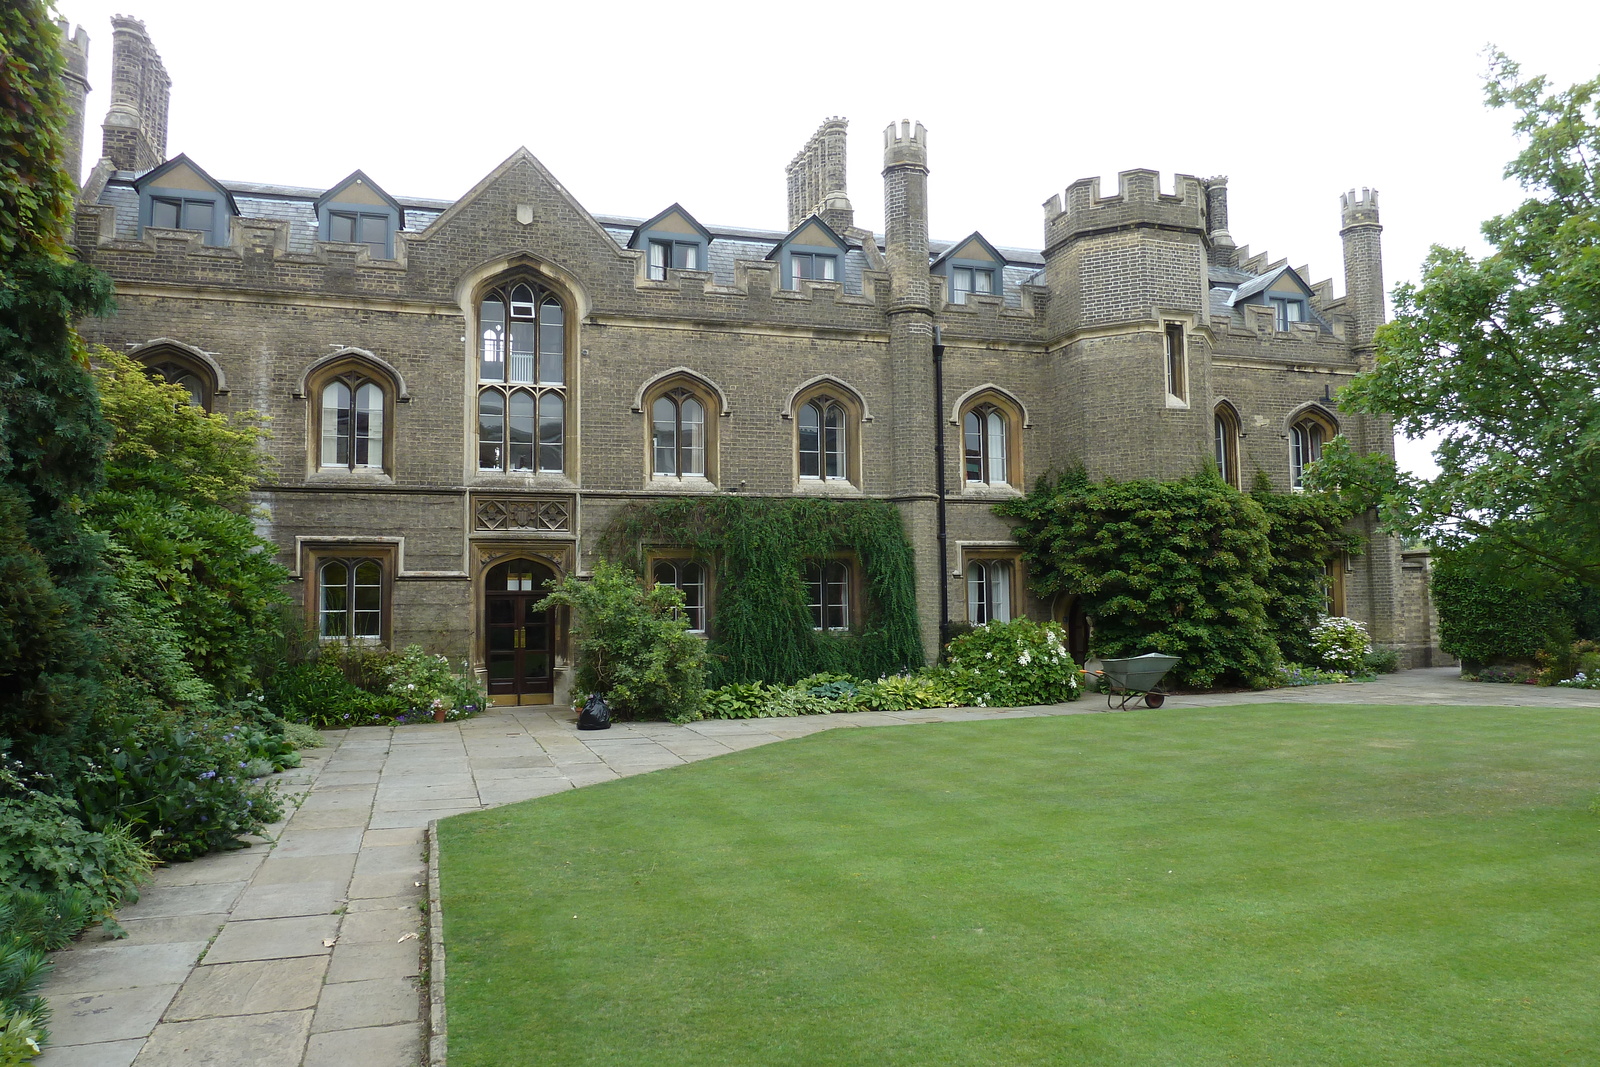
[628,203,711,249]
[931,231,1006,304]
[315,170,404,258]
[1228,264,1314,306]
[931,231,1004,271]
[317,170,404,224]
[133,154,236,246]
[766,214,850,290]
[629,203,713,279]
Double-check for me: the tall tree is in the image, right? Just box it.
[0,3,114,742]
[1331,52,1600,587]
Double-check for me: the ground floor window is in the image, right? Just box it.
[318,557,384,640]
[652,558,709,634]
[966,559,1013,624]
[805,559,851,631]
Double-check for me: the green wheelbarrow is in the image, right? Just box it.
[1090,653,1180,710]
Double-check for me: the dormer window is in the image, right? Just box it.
[649,240,701,279]
[629,204,712,283]
[951,266,994,304]
[791,252,836,283]
[150,196,216,243]
[315,170,402,260]
[932,232,1006,307]
[134,155,237,248]
[329,211,391,259]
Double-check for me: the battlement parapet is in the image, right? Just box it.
[882,120,927,170]
[1340,187,1380,230]
[56,20,90,77]
[1043,170,1206,251]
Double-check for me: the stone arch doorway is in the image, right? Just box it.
[1053,594,1092,667]
[484,557,557,705]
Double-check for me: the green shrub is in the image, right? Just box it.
[539,561,707,723]
[1432,544,1574,666]
[280,722,324,750]
[1273,664,1352,687]
[942,619,1081,708]
[73,714,282,862]
[1000,469,1282,688]
[854,672,963,712]
[1362,647,1401,674]
[0,1005,46,1064]
[702,682,781,720]
[385,646,487,720]
[1310,616,1371,675]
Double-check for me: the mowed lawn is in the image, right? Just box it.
[437,705,1600,1066]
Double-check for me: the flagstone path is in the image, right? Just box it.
[34,668,1600,1065]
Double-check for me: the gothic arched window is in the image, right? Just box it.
[479,282,567,474]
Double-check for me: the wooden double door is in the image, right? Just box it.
[485,559,556,704]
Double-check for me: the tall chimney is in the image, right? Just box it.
[55,20,91,187]
[786,117,853,232]
[100,16,169,171]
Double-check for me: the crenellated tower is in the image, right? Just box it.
[100,15,170,172]
[1339,188,1384,354]
[1040,170,1212,479]
[786,117,853,232]
[55,20,91,187]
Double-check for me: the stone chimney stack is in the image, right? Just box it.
[100,15,169,171]
[882,120,930,311]
[55,20,91,186]
[786,117,853,232]
[1339,188,1384,351]
[1203,176,1236,268]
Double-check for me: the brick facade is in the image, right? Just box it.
[66,20,1427,703]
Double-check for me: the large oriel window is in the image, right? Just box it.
[479,283,566,474]
[798,396,849,481]
[318,557,384,640]
[653,389,706,477]
[320,372,386,470]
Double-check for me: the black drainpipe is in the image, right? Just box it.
[933,325,950,648]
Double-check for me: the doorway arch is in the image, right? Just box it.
[483,557,557,704]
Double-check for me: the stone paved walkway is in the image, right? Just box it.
[35,668,1600,1065]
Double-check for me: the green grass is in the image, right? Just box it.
[437,705,1600,1066]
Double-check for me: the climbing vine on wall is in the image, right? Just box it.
[601,497,923,686]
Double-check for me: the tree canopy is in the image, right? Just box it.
[1328,52,1600,588]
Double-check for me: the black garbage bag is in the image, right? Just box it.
[578,693,611,731]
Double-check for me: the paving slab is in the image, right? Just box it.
[352,846,427,879]
[148,852,266,887]
[45,942,207,995]
[338,906,420,944]
[303,1022,422,1066]
[33,1037,146,1067]
[82,913,228,948]
[116,882,247,921]
[270,827,365,858]
[272,805,369,830]
[166,957,328,1020]
[203,915,340,965]
[44,984,181,1045]
[230,880,347,921]
[251,854,356,886]
[134,1010,312,1067]
[326,939,422,983]
[308,977,420,1033]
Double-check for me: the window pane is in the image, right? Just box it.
[478,390,504,470]
[792,254,810,282]
[353,559,383,638]
[987,411,1007,484]
[649,241,667,280]
[539,300,565,384]
[329,212,355,242]
[319,561,348,637]
[354,382,383,469]
[676,243,698,270]
[358,214,387,252]
[479,299,505,381]
[967,562,986,624]
[798,403,820,478]
[653,560,676,586]
[538,392,564,473]
[974,269,994,295]
[805,562,824,629]
[681,398,704,476]
[817,255,836,281]
[182,200,212,230]
[1216,416,1228,470]
[964,411,982,482]
[508,321,535,383]
[990,561,1012,623]
[510,285,536,318]
[653,396,678,475]
[321,381,350,467]
[173,372,205,408]
[823,403,844,480]
[825,560,849,630]
[507,390,535,471]
[953,267,972,304]
[152,198,180,228]
[681,561,705,632]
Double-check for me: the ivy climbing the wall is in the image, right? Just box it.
[602,497,923,686]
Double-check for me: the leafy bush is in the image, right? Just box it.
[1469,664,1540,684]
[280,722,324,750]
[702,682,783,720]
[1310,616,1371,675]
[73,714,283,862]
[1362,647,1401,674]
[855,672,964,712]
[1273,664,1352,687]
[942,619,1081,708]
[1432,543,1575,666]
[0,1005,46,1064]
[386,646,487,721]
[1000,469,1282,688]
[1253,478,1365,666]
[540,561,707,723]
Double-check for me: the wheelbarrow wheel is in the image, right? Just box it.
[1143,692,1165,708]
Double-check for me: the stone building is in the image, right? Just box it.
[62,17,1424,704]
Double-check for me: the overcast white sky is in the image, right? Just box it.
[53,0,1600,477]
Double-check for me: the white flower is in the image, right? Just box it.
[1018,651,1032,666]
